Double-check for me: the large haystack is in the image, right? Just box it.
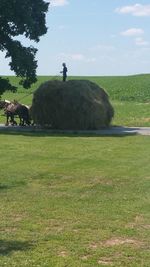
[31,79,114,129]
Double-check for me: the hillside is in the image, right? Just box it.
[1,74,150,103]
[0,74,149,127]
[88,74,150,102]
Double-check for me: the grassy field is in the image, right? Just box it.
[0,74,150,126]
[0,75,150,266]
[0,132,150,267]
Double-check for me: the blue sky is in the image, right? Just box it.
[1,0,150,76]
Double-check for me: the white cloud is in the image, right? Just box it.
[58,25,69,30]
[116,4,150,17]
[71,54,85,61]
[59,52,84,61]
[120,28,149,47]
[121,28,144,37]
[90,44,115,51]
[135,37,149,46]
[59,52,96,63]
[50,0,69,7]
[86,57,96,63]
[70,54,97,63]
[58,25,66,30]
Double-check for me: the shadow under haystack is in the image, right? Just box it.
[31,80,114,130]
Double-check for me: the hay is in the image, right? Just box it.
[31,79,114,130]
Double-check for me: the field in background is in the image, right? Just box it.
[0,74,150,126]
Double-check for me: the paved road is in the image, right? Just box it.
[0,124,150,135]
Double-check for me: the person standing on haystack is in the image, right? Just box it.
[60,63,68,82]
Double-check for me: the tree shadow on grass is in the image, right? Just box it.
[0,239,34,255]
[0,181,27,191]
[0,126,138,138]
[0,184,10,190]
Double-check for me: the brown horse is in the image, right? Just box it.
[0,100,31,126]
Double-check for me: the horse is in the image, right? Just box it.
[0,100,15,125]
[0,100,31,126]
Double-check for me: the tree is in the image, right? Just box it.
[0,0,49,95]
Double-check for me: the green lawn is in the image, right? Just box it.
[0,75,149,126]
[0,132,150,266]
[0,75,150,266]
[112,101,150,127]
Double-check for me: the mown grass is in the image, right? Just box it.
[0,74,149,126]
[0,75,149,266]
[0,132,150,266]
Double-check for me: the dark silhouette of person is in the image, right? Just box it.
[60,63,67,82]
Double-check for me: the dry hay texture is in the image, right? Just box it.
[31,79,114,130]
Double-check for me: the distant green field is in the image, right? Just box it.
[0,75,150,126]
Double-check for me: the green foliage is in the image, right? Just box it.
[31,79,114,129]
[0,77,17,97]
[0,0,49,94]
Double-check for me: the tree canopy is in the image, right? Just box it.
[0,0,49,94]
